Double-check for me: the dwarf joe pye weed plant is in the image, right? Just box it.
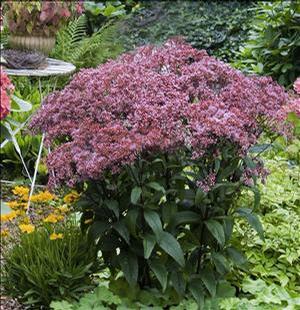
[30,39,299,307]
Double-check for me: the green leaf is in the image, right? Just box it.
[236,208,264,240]
[223,217,234,242]
[204,219,225,246]
[11,95,32,112]
[169,211,201,230]
[189,278,204,308]
[257,62,264,73]
[250,186,261,209]
[171,271,186,296]
[211,252,230,275]
[226,246,247,267]
[125,208,139,236]
[157,231,185,267]
[131,187,142,205]
[249,143,272,153]
[216,280,236,298]
[113,221,130,244]
[50,300,74,310]
[88,221,109,240]
[146,182,165,193]
[144,209,162,236]
[195,188,206,205]
[105,200,119,219]
[149,259,168,291]
[200,269,216,297]
[143,234,156,259]
[119,251,138,286]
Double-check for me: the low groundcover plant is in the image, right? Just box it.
[30,39,298,307]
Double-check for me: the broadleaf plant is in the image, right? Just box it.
[31,39,298,306]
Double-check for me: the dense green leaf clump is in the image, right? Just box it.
[1,223,98,308]
[234,0,300,87]
[230,139,300,295]
[119,0,255,61]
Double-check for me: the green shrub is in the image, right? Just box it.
[234,0,300,87]
[219,278,300,310]
[119,0,255,61]
[229,139,300,295]
[1,222,98,308]
[84,0,139,35]
[50,280,235,309]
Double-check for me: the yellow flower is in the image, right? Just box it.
[1,229,9,238]
[12,186,29,200]
[43,213,64,223]
[63,191,80,204]
[19,202,28,209]
[20,216,30,224]
[50,233,63,240]
[19,224,35,234]
[84,218,93,224]
[15,209,26,216]
[0,211,17,222]
[6,201,20,209]
[56,205,69,213]
[30,190,55,203]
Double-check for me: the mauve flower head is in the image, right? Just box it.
[294,77,300,94]
[30,39,296,188]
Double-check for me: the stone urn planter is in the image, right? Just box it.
[8,36,56,55]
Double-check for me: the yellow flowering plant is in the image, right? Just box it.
[1,220,98,308]
[1,186,80,245]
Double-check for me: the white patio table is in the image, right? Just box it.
[2,58,75,216]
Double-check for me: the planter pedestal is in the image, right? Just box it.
[8,36,56,55]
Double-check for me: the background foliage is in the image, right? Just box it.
[119,0,255,62]
[230,139,300,295]
[234,0,300,87]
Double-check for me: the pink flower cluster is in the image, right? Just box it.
[197,173,216,193]
[30,39,296,187]
[0,69,14,120]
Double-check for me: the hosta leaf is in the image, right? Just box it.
[143,234,156,259]
[119,251,138,286]
[149,259,168,291]
[131,187,142,205]
[157,231,185,267]
[204,219,225,246]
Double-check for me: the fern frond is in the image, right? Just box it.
[50,15,87,61]
[52,17,124,69]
